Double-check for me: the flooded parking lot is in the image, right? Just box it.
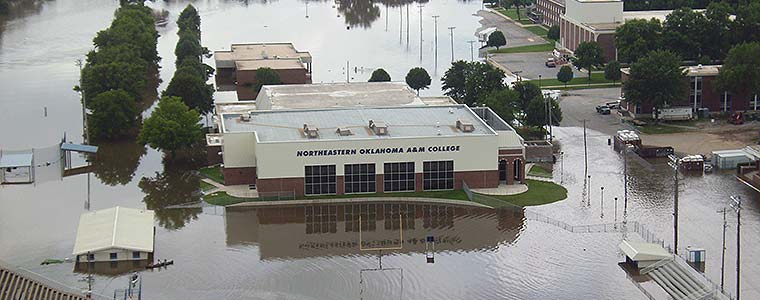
[1,0,759,299]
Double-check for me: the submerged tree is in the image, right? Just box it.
[138,96,203,158]
[405,67,431,95]
[623,50,688,121]
[369,68,391,82]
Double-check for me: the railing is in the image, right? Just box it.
[0,259,111,300]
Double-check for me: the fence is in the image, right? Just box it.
[0,143,63,185]
[0,259,111,300]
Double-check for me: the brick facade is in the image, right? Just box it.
[560,19,616,62]
[223,167,257,185]
[534,0,565,27]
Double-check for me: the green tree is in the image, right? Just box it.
[81,62,148,103]
[368,68,391,82]
[253,67,283,95]
[512,81,542,111]
[614,18,663,63]
[525,96,562,127]
[662,8,707,61]
[177,4,201,35]
[164,71,214,115]
[502,0,529,21]
[88,89,139,140]
[715,42,760,103]
[441,61,505,105]
[547,25,560,41]
[556,65,574,88]
[175,33,203,66]
[702,2,733,60]
[487,30,507,50]
[572,41,605,84]
[479,88,520,123]
[604,61,622,85]
[623,50,688,121]
[138,96,203,158]
[732,1,760,44]
[405,67,432,95]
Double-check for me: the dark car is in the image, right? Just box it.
[599,107,611,115]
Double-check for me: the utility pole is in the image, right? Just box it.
[432,15,440,65]
[559,151,564,184]
[668,154,680,255]
[418,4,424,61]
[448,26,456,62]
[624,145,630,216]
[730,195,742,300]
[76,59,89,144]
[614,197,618,225]
[582,120,588,178]
[399,6,403,44]
[718,207,728,293]
[406,4,410,47]
[587,175,592,207]
[600,186,604,218]
[346,61,350,83]
[467,40,476,61]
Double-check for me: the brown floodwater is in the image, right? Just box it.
[1,0,759,299]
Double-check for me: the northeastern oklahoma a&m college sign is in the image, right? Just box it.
[296,145,461,157]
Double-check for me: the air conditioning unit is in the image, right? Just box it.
[368,120,388,135]
[456,119,474,132]
[239,114,251,122]
[336,127,352,136]
[303,124,319,138]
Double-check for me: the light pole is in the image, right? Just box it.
[305,1,309,18]
[467,40,476,61]
[559,151,564,184]
[730,195,742,300]
[538,74,542,88]
[600,186,604,218]
[418,4,424,61]
[614,197,618,225]
[76,59,89,144]
[670,154,681,254]
[448,26,456,62]
[432,15,440,65]
[587,175,592,207]
[623,144,632,216]
[718,207,728,293]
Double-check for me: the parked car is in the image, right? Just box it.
[606,101,620,109]
[545,58,556,68]
[599,107,611,115]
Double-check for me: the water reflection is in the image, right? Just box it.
[73,259,151,277]
[338,0,381,28]
[90,140,146,186]
[225,202,524,260]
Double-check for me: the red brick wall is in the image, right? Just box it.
[597,33,616,62]
[207,146,222,166]
[223,167,257,185]
[454,170,500,189]
[235,68,311,100]
[256,177,304,196]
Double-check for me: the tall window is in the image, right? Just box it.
[423,161,454,191]
[344,163,376,194]
[384,162,416,192]
[305,165,336,195]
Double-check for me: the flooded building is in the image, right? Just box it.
[214,43,313,100]
[218,104,525,196]
[72,207,155,263]
[621,65,759,117]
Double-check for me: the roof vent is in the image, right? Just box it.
[239,114,251,122]
[303,124,319,138]
[368,120,388,136]
[456,119,475,132]
[448,107,454,114]
[336,127,353,136]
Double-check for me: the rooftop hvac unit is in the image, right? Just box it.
[239,114,251,122]
[368,120,388,135]
[456,119,474,132]
[336,127,352,136]
[303,124,319,138]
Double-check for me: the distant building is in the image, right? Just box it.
[532,0,565,27]
[214,43,313,100]
[73,207,155,263]
[620,65,758,118]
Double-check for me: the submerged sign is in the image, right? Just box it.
[296,145,460,157]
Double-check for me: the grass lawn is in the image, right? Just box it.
[523,25,548,38]
[199,165,224,184]
[552,83,621,90]
[528,165,552,178]
[485,179,568,207]
[204,192,253,206]
[489,43,554,54]
[200,180,216,192]
[532,72,616,87]
[495,7,532,24]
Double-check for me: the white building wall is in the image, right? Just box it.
[565,0,623,24]
[222,132,257,168]
[77,248,150,262]
[254,135,499,179]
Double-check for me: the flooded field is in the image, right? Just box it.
[1,0,759,299]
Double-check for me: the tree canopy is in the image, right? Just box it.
[487,30,507,50]
[405,67,431,94]
[525,96,562,127]
[164,71,214,115]
[441,61,505,106]
[715,42,760,98]
[615,18,663,63]
[572,41,605,83]
[623,50,688,120]
[254,67,283,94]
[138,96,203,157]
[604,61,622,84]
[479,88,520,124]
[557,65,574,88]
[547,25,560,41]
[88,89,139,140]
[369,68,391,82]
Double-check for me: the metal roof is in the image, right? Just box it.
[0,152,33,168]
[619,240,671,262]
[257,82,420,110]
[223,105,498,142]
[73,207,155,255]
[60,143,98,153]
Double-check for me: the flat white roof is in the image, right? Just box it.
[223,105,498,142]
[73,207,155,255]
[619,240,671,262]
[0,152,33,168]
[257,82,420,109]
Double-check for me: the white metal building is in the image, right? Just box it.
[218,104,525,196]
[73,207,155,263]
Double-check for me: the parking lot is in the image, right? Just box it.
[476,10,546,48]
[488,52,585,81]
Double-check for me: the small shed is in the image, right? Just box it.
[73,207,155,263]
[619,240,671,269]
[477,27,497,43]
[712,149,755,170]
[0,151,34,184]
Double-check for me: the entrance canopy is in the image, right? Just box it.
[619,240,671,262]
[0,152,33,168]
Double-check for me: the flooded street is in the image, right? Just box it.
[1,0,759,299]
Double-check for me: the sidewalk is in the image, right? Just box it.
[201,178,258,198]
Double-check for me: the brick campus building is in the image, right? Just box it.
[214,43,312,100]
[209,82,526,197]
[621,65,760,117]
